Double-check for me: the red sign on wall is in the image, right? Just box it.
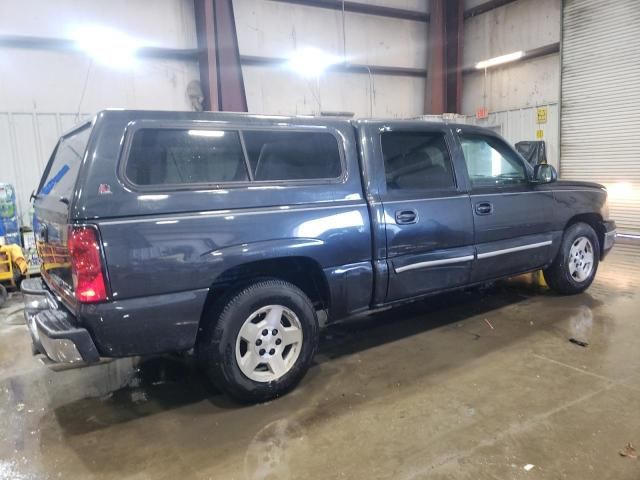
[476,107,489,119]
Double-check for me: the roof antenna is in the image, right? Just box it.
[75,59,93,122]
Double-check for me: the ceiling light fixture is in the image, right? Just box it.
[71,25,140,68]
[287,47,342,78]
[475,51,524,70]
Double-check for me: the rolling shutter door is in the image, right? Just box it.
[561,0,640,234]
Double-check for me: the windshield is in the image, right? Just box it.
[39,125,92,200]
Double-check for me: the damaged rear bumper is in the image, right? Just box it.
[21,278,101,365]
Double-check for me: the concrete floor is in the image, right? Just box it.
[1,244,640,480]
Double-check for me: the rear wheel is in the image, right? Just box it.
[544,222,600,294]
[198,280,319,403]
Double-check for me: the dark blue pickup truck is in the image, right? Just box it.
[22,110,615,402]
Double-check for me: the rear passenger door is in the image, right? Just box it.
[454,129,557,282]
[376,124,475,302]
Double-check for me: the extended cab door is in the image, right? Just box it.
[452,127,558,282]
[360,121,474,303]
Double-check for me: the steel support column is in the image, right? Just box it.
[426,0,463,114]
[194,0,247,112]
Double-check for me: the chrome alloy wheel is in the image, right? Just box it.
[568,236,594,282]
[235,305,303,382]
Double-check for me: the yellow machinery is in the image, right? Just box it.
[0,245,29,307]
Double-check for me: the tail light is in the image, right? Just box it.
[68,226,107,303]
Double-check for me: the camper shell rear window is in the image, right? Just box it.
[39,124,92,199]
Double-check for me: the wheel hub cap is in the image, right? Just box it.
[235,305,303,383]
[568,236,594,282]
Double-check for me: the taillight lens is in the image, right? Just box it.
[68,226,107,303]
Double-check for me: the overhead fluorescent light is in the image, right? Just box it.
[287,47,342,78]
[188,130,225,138]
[71,25,140,68]
[475,51,523,70]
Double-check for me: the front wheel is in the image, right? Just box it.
[544,222,600,295]
[198,280,319,403]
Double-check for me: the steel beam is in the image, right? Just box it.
[267,0,429,22]
[213,0,248,111]
[464,0,519,19]
[194,0,219,111]
[461,42,560,74]
[0,34,426,80]
[194,0,247,112]
[426,0,463,114]
[241,55,426,78]
[0,34,199,61]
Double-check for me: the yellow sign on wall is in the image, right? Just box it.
[536,129,544,139]
[536,107,547,124]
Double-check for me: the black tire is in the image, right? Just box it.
[543,222,600,295]
[198,280,319,403]
[0,284,6,307]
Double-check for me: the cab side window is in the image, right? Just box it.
[381,131,456,192]
[459,134,527,187]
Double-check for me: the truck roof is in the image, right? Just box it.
[83,108,471,129]
[60,109,487,141]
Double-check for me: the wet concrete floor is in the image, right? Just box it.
[1,243,640,479]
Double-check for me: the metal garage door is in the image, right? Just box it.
[561,0,640,234]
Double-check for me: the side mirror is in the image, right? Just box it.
[533,164,557,184]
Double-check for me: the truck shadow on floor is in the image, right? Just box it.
[52,280,600,436]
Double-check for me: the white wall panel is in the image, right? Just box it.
[234,0,428,69]
[0,50,199,113]
[0,0,199,114]
[463,0,560,66]
[461,0,560,116]
[243,65,424,118]
[461,54,559,115]
[463,103,559,169]
[0,0,197,49]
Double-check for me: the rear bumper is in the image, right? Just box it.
[23,278,207,360]
[21,278,100,364]
[602,220,616,257]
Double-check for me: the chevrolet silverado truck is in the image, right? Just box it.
[22,110,616,402]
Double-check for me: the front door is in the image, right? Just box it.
[376,124,475,302]
[454,129,558,282]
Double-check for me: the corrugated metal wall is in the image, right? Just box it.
[463,103,560,169]
[562,0,640,234]
[0,112,90,226]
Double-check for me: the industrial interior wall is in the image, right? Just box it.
[0,0,199,113]
[0,0,200,226]
[234,0,428,117]
[461,0,560,115]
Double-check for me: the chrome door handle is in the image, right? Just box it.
[395,209,418,224]
[475,202,493,215]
